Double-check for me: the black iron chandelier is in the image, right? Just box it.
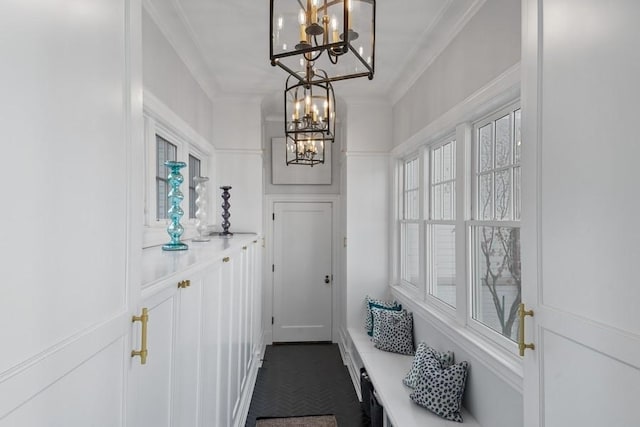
[284,65,335,166]
[270,0,376,84]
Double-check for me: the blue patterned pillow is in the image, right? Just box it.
[371,307,414,355]
[364,296,402,336]
[409,348,469,422]
[403,342,455,388]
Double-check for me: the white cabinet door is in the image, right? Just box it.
[0,1,141,425]
[173,274,205,427]
[200,261,225,427]
[217,255,236,426]
[132,272,207,427]
[130,286,179,427]
[522,1,640,426]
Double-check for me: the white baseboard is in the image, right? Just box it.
[236,333,267,427]
[338,327,362,401]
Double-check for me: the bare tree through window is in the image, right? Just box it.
[473,108,522,341]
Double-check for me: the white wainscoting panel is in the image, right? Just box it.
[1,339,125,426]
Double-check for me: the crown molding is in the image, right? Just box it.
[343,151,391,158]
[143,0,217,101]
[216,148,264,156]
[389,0,487,105]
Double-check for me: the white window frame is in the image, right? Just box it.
[467,101,522,352]
[399,154,423,293]
[425,136,458,312]
[393,99,523,363]
[185,153,206,222]
[142,93,213,249]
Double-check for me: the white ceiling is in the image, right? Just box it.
[149,0,482,107]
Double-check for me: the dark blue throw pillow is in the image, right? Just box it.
[364,296,402,336]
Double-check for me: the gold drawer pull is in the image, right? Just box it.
[132,308,149,365]
[518,303,535,357]
[223,256,230,263]
[177,279,190,289]
[242,246,247,250]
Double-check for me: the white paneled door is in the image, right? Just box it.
[273,202,333,342]
[0,0,142,426]
[522,1,640,426]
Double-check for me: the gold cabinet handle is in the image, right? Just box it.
[177,279,190,289]
[132,308,149,365]
[518,303,535,357]
[242,246,247,250]
[253,240,258,244]
[223,256,230,263]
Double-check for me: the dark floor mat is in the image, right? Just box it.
[245,343,367,426]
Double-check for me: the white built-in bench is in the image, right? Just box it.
[348,328,481,427]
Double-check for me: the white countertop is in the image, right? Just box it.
[141,233,259,287]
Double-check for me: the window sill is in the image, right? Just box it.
[143,223,199,249]
[390,284,523,392]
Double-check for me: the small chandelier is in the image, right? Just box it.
[284,64,335,166]
[286,133,327,166]
[270,0,375,84]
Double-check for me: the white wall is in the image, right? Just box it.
[343,100,393,330]
[263,119,343,195]
[214,96,264,234]
[142,8,213,143]
[344,155,391,329]
[393,0,521,147]
[344,98,393,152]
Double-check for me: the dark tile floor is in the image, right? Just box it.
[245,343,367,427]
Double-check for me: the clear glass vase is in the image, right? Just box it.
[192,176,210,242]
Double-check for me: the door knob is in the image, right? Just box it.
[324,275,330,284]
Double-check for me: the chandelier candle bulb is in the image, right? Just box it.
[322,15,329,41]
[299,24,307,42]
[310,0,317,25]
